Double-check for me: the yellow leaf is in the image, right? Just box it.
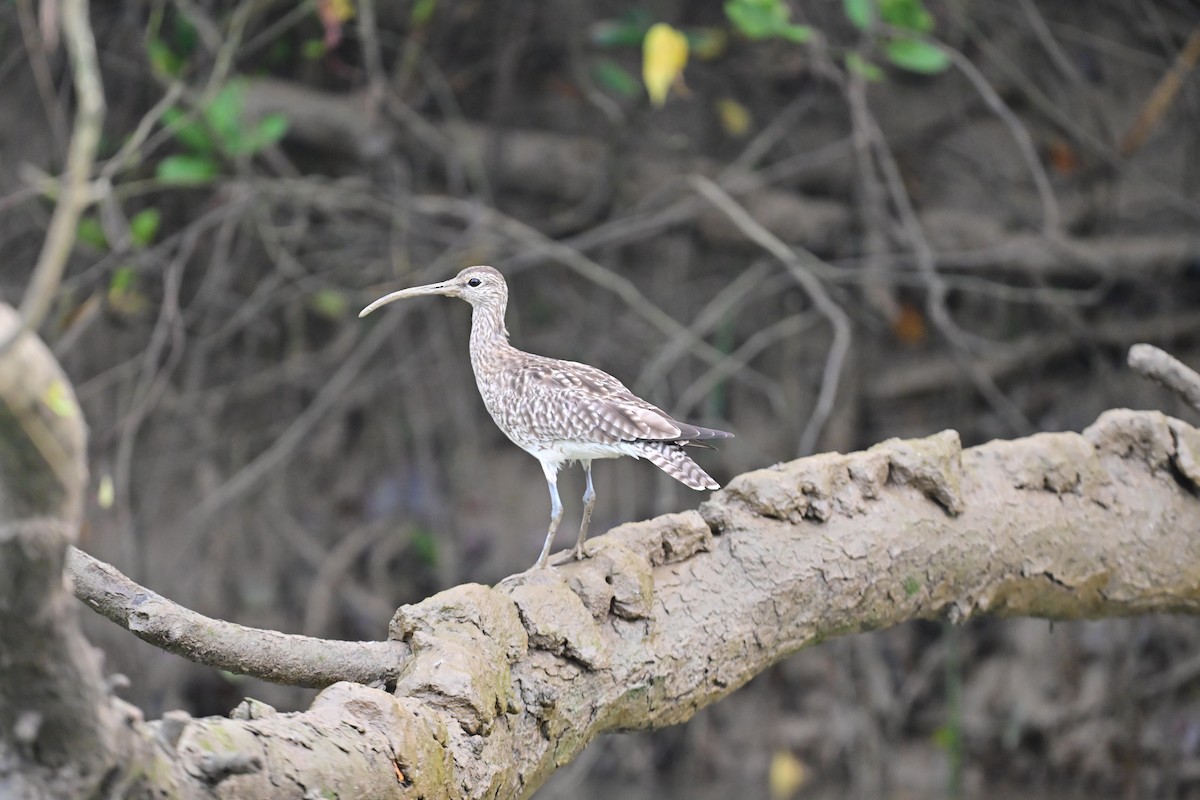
[716,97,752,137]
[98,474,115,509]
[768,750,809,800]
[643,23,689,107]
[322,0,355,23]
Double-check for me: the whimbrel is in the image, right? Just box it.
[360,265,732,569]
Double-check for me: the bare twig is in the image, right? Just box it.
[855,100,1036,434]
[67,546,409,688]
[935,35,1062,235]
[845,70,901,322]
[675,312,818,418]
[869,311,1200,401]
[1120,28,1200,156]
[168,302,408,570]
[15,0,69,155]
[0,0,105,355]
[690,175,852,455]
[635,261,773,392]
[1128,344,1200,416]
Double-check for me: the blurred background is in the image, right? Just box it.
[2,0,1200,797]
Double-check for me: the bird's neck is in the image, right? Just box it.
[468,301,512,364]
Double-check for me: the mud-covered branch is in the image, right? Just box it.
[0,300,141,798]
[66,407,1200,799]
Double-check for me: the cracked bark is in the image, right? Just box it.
[4,291,1200,796]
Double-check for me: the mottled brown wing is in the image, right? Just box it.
[519,355,731,445]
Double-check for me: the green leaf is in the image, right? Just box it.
[232,113,289,155]
[411,0,438,25]
[205,81,247,151]
[725,0,781,38]
[590,10,653,47]
[77,216,108,250]
[725,0,811,42]
[411,529,438,566]
[161,107,215,154]
[171,14,198,58]
[129,208,161,247]
[845,52,884,81]
[881,0,933,33]
[885,37,949,73]
[307,289,348,320]
[301,39,327,60]
[932,721,961,752]
[156,154,219,184]
[843,0,872,29]
[147,38,183,77]
[109,265,136,293]
[778,23,812,43]
[108,265,149,315]
[593,59,641,97]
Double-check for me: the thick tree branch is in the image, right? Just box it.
[53,407,1200,799]
[8,249,1200,796]
[0,302,141,797]
[67,546,411,688]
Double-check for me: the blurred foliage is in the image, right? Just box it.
[157,79,289,184]
[725,0,812,43]
[844,0,950,73]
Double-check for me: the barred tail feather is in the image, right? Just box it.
[634,441,720,490]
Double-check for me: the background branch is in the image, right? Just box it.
[1128,343,1200,416]
[0,0,104,354]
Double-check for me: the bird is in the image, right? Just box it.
[359,265,732,569]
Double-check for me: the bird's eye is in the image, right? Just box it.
[467,277,482,287]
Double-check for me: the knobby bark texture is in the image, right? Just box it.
[5,294,1200,796]
[129,407,1200,799]
[0,305,152,798]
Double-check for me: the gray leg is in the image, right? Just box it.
[534,468,563,569]
[570,461,596,561]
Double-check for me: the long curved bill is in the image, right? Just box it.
[359,280,459,317]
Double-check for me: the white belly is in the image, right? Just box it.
[523,440,642,470]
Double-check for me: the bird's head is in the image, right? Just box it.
[359,265,508,317]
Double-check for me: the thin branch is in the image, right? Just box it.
[1128,344,1200,417]
[855,100,1036,435]
[167,299,410,575]
[66,546,410,688]
[0,0,105,355]
[690,175,852,455]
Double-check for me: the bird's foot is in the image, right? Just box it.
[552,542,591,566]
